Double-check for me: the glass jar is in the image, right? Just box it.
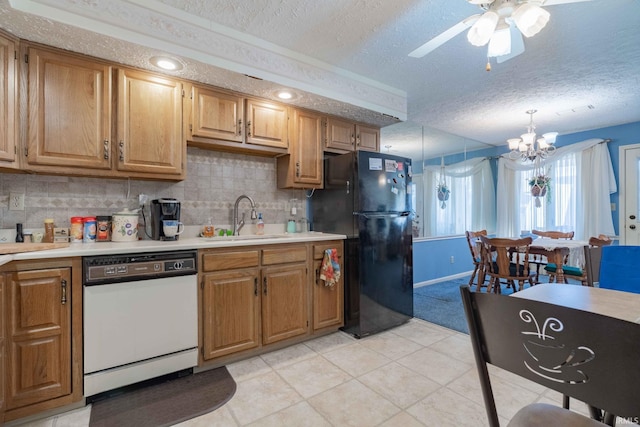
[43,218,55,243]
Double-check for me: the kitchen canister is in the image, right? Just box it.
[70,216,84,243]
[83,217,97,243]
[111,209,139,242]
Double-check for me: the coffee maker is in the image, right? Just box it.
[150,198,181,241]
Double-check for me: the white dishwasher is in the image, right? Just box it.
[83,250,198,398]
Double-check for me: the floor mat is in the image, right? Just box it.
[89,366,236,427]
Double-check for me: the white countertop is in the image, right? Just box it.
[0,232,346,266]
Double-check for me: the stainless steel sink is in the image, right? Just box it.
[202,234,291,242]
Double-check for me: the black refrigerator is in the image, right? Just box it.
[310,151,413,338]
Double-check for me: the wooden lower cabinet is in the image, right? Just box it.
[202,269,261,360]
[199,242,343,363]
[0,275,5,421]
[312,242,344,331]
[0,259,82,423]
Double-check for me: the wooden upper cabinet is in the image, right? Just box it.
[0,33,17,166]
[245,98,288,149]
[190,85,243,143]
[116,68,183,176]
[325,117,380,153]
[357,125,380,152]
[277,108,323,189]
[26,46,112,170]
[5,268,71,411]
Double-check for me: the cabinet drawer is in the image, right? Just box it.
[313,242,344,260]
[262,246,307,265]
[202,250,259,271]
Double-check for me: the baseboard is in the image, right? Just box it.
[413,271,473,289]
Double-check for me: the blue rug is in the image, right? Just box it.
[413,277,580,334]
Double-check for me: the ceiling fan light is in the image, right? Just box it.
[512,4,550,38]
[487,26,511,57]
[542,132,558,144]
[507,138,521,150]
[467,11,499,46]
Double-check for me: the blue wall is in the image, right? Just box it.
[413,121,640,285]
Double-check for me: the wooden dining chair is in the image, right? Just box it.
[465,230,487,290]
[479,236,536,293]
[530,230,575,279]
[545,235,612,285]
[460,285,640,427]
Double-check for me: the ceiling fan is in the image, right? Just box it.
[409,0,594,65]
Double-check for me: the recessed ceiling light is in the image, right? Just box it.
[277,91,293,100]
[150,56,183,71]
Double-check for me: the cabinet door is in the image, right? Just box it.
[313,258,344,331]
[0,274,5,418]
[26,47,112,169]
[262,264,308,344]
[291,109,323,186]
[202,269,260,360]
[325,117,355,152]
[0,34,17,164]
[356,125,380,152]
[245,98,288,149]
[357,125,380,152]
[6,268,71,410]
[191,85,243,143]
[116,68,183,175]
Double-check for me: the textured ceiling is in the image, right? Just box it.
[1,0,639,161]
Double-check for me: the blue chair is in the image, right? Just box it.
[598,245,640,293]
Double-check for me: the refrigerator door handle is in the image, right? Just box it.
[355,211,410,219]
[346,180,350,194]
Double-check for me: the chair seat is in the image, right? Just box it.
[507,403,606,427]
[544,263,583,276]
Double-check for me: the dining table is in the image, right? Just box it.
[528,238,590,284]
[513,282,640,323]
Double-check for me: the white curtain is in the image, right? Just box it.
[496,138,616,240]
[423,157,495,236]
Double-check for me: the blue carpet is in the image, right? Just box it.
[414,277,580,334]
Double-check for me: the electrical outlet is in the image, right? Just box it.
[450,256,455,264]
[9,192,25,211]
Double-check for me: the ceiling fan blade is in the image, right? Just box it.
[496,25,525,63]
[408,14,481,58]
[541,0,594,6]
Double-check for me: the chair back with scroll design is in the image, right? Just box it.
[598,245,640,293]
[479,236,535,293]
[465,230,487,290]
[460,285,640,427]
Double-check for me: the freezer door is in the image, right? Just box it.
[357,151,411,213]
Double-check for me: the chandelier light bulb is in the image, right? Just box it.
[508,110,557,162]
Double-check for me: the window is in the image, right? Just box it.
[415,157,495,238]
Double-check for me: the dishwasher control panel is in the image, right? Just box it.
[83,250,197,285]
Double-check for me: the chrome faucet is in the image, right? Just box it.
[233,195,258,235]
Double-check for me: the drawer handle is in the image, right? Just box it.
[103,139,109,160]
[61,279,67,305]
[247,120,252,137]
[238,119,242,136]
[254,278,258,296]
[315,268,320,285]
[296,162,300,177]
[119,140,124,161]
[263,276,267,295]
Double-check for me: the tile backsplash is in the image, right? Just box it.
[0,147,307,235]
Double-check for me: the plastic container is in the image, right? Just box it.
[287,219,296,233]
[70,216,84,243]
[43,218,55,243]
[256,213,265,235]
[83,217,97,243]
[202,218,215,238]
[96,216,112,242]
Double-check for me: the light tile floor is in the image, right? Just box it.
[14,318,637,427]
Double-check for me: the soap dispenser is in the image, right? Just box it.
[256,213,265,235]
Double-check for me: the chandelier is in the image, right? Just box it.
[508,110,558,161]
